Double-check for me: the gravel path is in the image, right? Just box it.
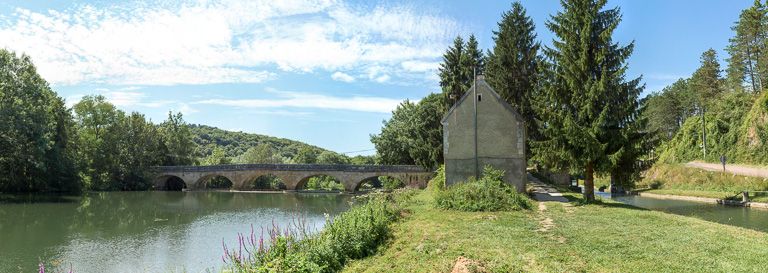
[685,161,768,178]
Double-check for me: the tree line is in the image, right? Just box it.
[0,49,373,194]
[0,49,198,193]
[372,0,649,201]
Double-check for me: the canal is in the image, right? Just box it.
[0,192,351,273]
[606,194,768,232]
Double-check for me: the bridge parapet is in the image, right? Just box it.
[152,163,434,192]
[151,164,429,173]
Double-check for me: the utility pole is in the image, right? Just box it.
[702,107,707,160]
[473,66,479,180]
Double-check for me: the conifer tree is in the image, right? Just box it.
[439,35,485,108]
[726,0,766,93]
[485,1,541,154]
[464,34,485,77]
[691,49,724,109]
[439,36,467,108]
[533,0,643,201]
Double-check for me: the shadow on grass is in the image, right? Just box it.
[562,194,648,211]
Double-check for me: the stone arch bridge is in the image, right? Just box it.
[152,164,433,192]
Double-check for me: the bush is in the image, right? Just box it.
[434,166,532,212]
[224,192,402,272]
[426,165,446,192]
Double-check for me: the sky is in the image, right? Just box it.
[0,0,754,155]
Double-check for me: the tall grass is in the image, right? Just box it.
[434,166,532,212]
[223,190,411,272]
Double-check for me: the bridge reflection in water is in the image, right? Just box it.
[152,164,433,192]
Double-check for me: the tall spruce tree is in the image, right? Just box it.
[691,49,724,109]
[533,0,643,201]
[486,1,541,157]
[439,36,467,108]
[726,0,766,93]
[439,35,485,109]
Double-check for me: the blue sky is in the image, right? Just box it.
[0,0,753,155]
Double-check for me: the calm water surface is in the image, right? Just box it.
[0,192,351,273]
[607,193,768,232]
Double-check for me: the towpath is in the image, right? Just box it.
[686,161,768,178]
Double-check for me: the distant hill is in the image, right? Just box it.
[658,91,768,165]
[189,124,331,159]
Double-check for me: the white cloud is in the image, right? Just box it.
[194,89,402,113]
[331,71,355,82]
[0,0,460,86]
[374,74,391,83]
[401,60,440,72]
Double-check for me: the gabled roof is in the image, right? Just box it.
[440,78,525,124]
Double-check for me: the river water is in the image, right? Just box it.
[606,193,768,232]
[0,192,351,273]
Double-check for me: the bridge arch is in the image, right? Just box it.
[296,173,344,191]
[242,173,287,191]
[155,175,187,191]
[355,174,406,191]
[195,173,236,190]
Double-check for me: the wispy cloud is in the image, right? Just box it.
[194,89,402,113]
[331,71,355,82]
[0,0,460,86]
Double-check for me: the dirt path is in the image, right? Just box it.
[685,161,768,178]
[528,174,569,202]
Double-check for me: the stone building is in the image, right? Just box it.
[441,76,527,192]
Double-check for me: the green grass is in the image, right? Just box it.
[342,190,768,272]
[639,164,768,201]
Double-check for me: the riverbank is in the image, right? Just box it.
[639,163,768,203]
[635,191,768,209]
[342,190,768,272]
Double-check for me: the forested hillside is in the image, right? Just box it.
[657,91,768,164]
[190,125,329,160]
[646,1,768,166]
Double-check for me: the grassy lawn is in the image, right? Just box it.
[342,190,768,272]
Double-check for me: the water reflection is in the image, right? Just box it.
[0,192,351,273]
[607,193,768,232]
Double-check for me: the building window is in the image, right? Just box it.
[477,94,482,102]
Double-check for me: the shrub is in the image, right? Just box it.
[434,166,532,212]
[223,192,402,272]
[426,165,446,192]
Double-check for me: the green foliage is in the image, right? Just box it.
[316,151,350,165]
[640,164,768,198]
[224,192,402,272]
[371,93,444,169]
[0,49,80,193]
[349,155,376,165]
[233,144,285,164]
[189,124,329,163]
[657,90,757,164]
[305,175,344,191]
[690,49,725,109]
[726,0,767,93]
[439,35,485,108]
[159,111,197,166]
[485,2,542,154]
[426,165,446,192]
[533,0,644,200]
[74,96,170,191]
[434,166,531,212]
[643,79,698,142]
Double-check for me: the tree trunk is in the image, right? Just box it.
[584,161,595,201]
